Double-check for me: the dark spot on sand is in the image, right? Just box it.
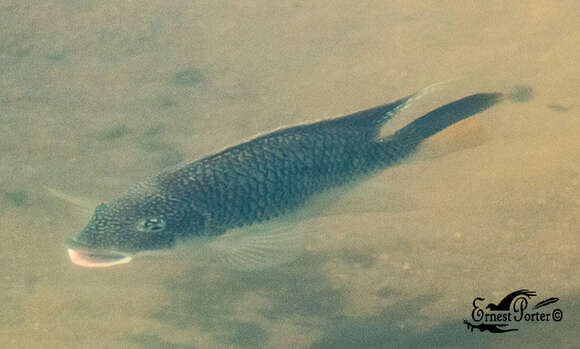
[339,250,376,268]
[98,125,129,141]
[25,276,40,293]
[547,104,569,112]
[507,85,534,103]
[2,190,29,207]
[394,236,412,252]
[144,123,167,138]
[172,69,204,87]
[377,287,393,298]
[151,96,177,110]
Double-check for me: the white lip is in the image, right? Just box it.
[67,249,132,268]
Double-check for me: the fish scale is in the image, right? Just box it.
[177,130,381,231]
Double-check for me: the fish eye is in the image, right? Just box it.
[136,217,166,233]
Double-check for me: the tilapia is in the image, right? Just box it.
[66,90,502,268]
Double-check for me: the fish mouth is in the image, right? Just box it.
[67,249,132,268]
[66,239,132,268]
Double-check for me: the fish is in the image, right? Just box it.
[65,89,503,268]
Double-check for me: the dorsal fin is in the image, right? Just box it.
[319,84,440,139]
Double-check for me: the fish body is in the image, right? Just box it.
[67,91,502,267]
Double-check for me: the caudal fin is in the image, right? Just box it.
[373,93,503,165]
[388,93,502,147]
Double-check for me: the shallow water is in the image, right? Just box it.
[1,1,579,348]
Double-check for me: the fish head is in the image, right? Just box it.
[66,195,187,268]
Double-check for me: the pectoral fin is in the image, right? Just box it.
[207,217,315,270]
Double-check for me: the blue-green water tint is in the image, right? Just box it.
[1,0,579,348]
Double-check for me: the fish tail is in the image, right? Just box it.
[375,93,503,164]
